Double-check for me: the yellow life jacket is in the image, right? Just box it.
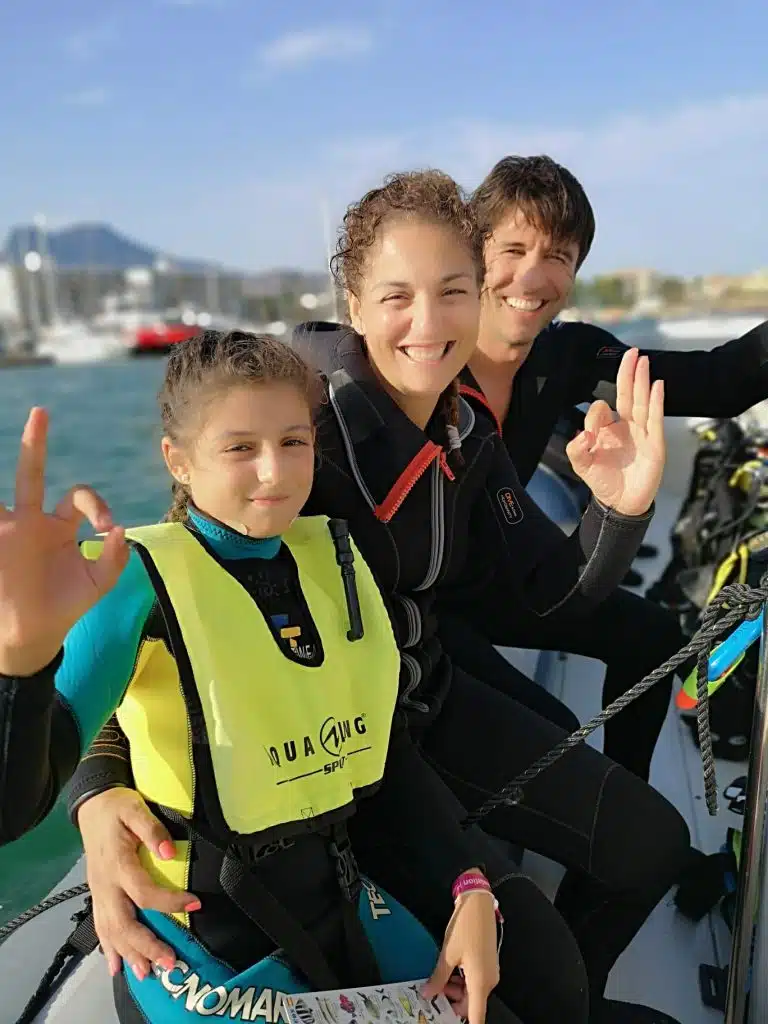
[82,516,400,925]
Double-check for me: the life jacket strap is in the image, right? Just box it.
[327,518,364,641]
[13,897,98,1024]
[157,807,381,990]
[326,822,381,988]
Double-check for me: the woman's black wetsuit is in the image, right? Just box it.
[55,323,690,1024]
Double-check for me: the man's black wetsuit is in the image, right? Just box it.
[494,319,768,487]
[438,318,768,781]
[47,323,690,1024]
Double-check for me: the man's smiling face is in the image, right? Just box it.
[481,208,580,350]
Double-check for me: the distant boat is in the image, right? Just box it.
[658,313,765,342]
[35,320,126,365]
[0,323,53,368]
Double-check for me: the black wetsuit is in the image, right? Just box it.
[499,319,768,487]
[438,318,768,782]
[41,323,690,1024]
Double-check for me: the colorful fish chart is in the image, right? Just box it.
[284,980,462,1024]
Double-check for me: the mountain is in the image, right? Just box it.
[2,222,213,273]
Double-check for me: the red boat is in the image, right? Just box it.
[130,315,202,355]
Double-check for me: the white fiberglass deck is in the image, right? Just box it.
[500,472,745,1021]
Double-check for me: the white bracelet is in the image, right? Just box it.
[454,889,502,918]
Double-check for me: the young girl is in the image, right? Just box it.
[49,171,686,1023]
[0,333,506,1024]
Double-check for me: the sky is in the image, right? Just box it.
[0,0,766,278]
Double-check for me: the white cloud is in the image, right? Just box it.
[108,91,768,278]
[255,25,372,74]
[63,24,118,61]
[62,87,111,107]
[449,93,768,187]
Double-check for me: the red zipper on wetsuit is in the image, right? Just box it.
[374,441,455,523]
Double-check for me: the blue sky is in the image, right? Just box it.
[1,0,766,277]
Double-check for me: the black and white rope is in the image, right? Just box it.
[462,573,768,830]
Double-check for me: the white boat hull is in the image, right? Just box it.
[658,314,764,342]
[36,323,126,365]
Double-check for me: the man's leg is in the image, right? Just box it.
[446,588,683,781]
[508,590,682,781]
[586,591,682,779]
[438,611,580,732]
[419,667,691,1005]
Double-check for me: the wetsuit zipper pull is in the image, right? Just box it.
[439,449,456,481]
[328,519,365,641]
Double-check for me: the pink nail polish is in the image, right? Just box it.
[132,963,147,981]
[158,840,175,860]
[184,899,202,912]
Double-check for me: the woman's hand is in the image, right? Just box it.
[77,787,200,980]
[422,889,500,1024]
[566,348,665,516]
[0,407,128,676]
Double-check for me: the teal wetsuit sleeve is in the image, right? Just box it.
[56,547,156,752]
[0,548,155,843]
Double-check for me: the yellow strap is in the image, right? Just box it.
[705,543,749,605]
[738,543,749,584]
[706,552,738,605]
[729,460,763,493]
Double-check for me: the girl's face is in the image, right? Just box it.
[162,381,315,538]
[346,218,481,427]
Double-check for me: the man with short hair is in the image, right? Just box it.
[438,154,768,782]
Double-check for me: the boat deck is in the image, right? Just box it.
[500,485,745,1021]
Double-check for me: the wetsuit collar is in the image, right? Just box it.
[294,322,476,522]
[295,321,476,443]
[186,505,282,560]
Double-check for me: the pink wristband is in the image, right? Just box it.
[452,872,491,901]
[452,872,503,922]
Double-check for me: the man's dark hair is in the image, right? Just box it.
[471,155,595,269]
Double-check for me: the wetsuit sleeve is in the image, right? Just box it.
[66,714,135,825]
[351,710,484,892]
[0,549,155,844]
[446,439,652,636]
[566,319,768,417]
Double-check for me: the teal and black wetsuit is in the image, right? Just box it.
[0,508,494,1023]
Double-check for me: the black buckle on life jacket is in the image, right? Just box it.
[328,519,364,641]
[328,828,361,903]
[238,835,296,866]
